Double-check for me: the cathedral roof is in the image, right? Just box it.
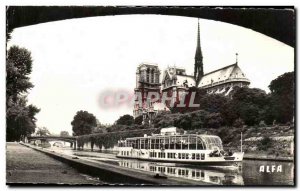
[198,63,250,88]
[176,75,196,87]
[162,66,196,89]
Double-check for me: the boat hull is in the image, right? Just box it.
[116,156,242,166]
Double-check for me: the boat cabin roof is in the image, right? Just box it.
[124,134,223,150]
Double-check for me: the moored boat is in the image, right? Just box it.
[117,127,243,165]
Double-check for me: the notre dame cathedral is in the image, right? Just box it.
[133,20,250,118]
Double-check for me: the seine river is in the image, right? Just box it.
[48,146,294,186]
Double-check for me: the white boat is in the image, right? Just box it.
[116,127,244,166]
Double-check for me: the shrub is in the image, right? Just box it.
[258,136,272,151]
[233,118,245,129]
[205,112,223,128]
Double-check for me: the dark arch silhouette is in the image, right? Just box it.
[6,6,294,47]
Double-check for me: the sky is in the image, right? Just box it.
[7,15,294,134]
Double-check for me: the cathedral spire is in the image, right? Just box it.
[194,19,204,86]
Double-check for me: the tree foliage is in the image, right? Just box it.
[60,131,70,137]
[6,46,40,141]
[268,72,294,124]
[6,46,34,100]
[36,127,51,136]
[153,110,211,130]
[115,114,134,126]
[222,87,269,126]
[134,115,143,125]
[71,110,97,136]
[77,128,160,149]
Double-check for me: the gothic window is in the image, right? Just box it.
[151,69,154,83]
[146,68,150,82]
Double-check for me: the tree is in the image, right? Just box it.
[60,131,70,137]
[6,46,40,141]
[116,114,134,126]
[221,87,269,126]
[233,118,245,129]
[199,94,228,113]
[36,127,51,136]
[71,110,97,136]
[6,46,34,100]
[134,115,143,125]
[268,72,294,124]
[205,112,223,128]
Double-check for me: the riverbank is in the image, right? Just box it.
[15,143,211,185]
[6,142,102,185]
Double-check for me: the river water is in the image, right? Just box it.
[48,146,294,186]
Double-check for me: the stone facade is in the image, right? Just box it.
[133,63,161,118]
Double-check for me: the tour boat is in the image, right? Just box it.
[117,127,244,166]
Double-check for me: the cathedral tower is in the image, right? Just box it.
[194,19,204,86]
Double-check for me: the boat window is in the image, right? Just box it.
[178,153,181,159]
[192,171,195,177]
[198,135,223,150]
[137,139,140,149]
[140,139,145,149]
[192,153,195,159]
[145,139,149,149]
[189,136,197,150]
[150,138,154,149]
[196,153,200,160]
[201,171,205,178]
[185,170,189,177]
[181,169,185,176]
[201,153,205,160]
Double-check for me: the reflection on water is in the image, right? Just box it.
[242,160,294,185]
[118,159,244,185]
[47,146,294,186]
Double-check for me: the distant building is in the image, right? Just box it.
[161,66,195,106]
[161,19,250,103]
[133,63,162,118]
[134,19,250,116]
[198,62,250,95]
